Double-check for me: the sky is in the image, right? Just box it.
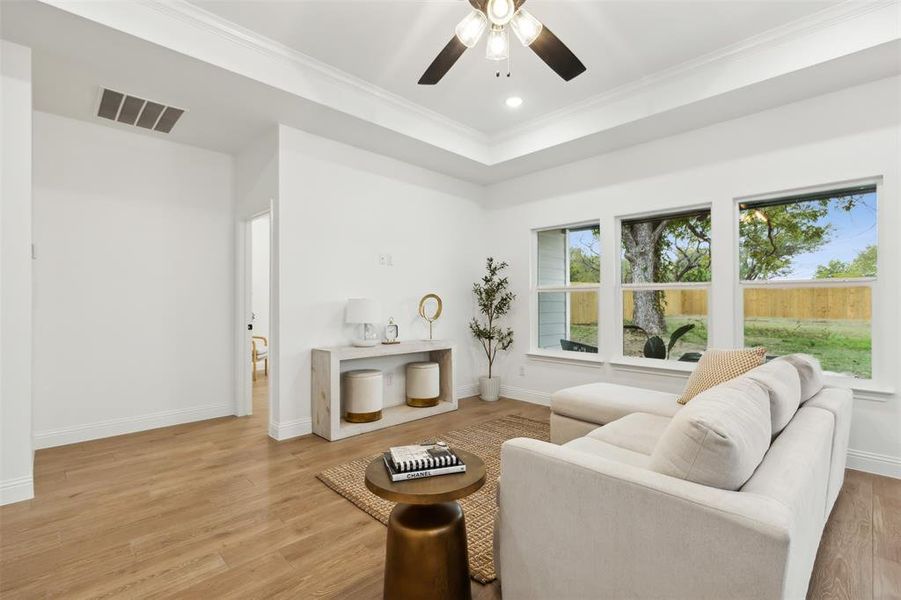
[767,191,877,279]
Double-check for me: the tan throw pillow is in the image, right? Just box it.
[677,347,766,405]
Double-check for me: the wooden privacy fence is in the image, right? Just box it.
[571,287,871,324]
[742,286,871,321]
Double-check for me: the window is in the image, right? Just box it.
[535,224,600,353]
[620,209,710,362]
[739,185,877,378]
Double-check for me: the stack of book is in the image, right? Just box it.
[383,442,466,481]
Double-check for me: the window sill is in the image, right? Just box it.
[608,356,696,378]
[823,376,895,402]
[526,350,604,367]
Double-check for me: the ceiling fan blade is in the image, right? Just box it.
[513,0,526,9]
[418,36,468,85]
[529,25,586,81]
[469,0,486,11]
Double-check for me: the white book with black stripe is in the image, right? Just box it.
[385,442,465,481]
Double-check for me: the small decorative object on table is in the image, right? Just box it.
[470,257,515,401]
[383,441,465,481]
[383,317,399,344]
[418,293,442,340]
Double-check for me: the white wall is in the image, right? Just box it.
[485,76,901,477]
[235,129,278,219]
[31,112,236,448]
[0,41,34,505]
[275,126,486,438]
[251,213,270,340]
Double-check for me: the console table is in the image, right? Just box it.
[311,341,456,441]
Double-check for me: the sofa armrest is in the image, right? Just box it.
[497,438,794,600]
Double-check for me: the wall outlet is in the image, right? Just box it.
[519,366,526,377]
[385,373,394,386]
[378,254,387,266]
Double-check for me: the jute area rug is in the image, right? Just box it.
[316,414,550,584]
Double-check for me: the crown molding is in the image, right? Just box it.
[34,0,899,170]
[490,0,899,144]
[141,0,488,143]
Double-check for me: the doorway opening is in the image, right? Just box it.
[243,211,272,422]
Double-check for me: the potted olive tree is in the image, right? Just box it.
[469,258,515,401]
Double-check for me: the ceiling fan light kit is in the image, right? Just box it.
[485,27,510,61]
[418,0,586,85]
[509,9,542,46]
[455,10,488,48]
[486,0,515,26]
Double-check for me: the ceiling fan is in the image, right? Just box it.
[419,0,586,85]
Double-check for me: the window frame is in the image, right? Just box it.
[531,221,602,359]
[734,178,881,383]
[615,205,713,364]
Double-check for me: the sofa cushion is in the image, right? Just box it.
[650,377,772,490]
[743,360,802,435]
[741,405,833,519]
[551,383,680,425]
[776,354,824,403]
[587,413,671,455]
[550,413,602,445]
[804,387,853,513]
[677,347,766,404]
[563,437,651,469]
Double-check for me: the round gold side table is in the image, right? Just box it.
[364,449,486,600]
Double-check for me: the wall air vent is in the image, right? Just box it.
[96,88,185,134]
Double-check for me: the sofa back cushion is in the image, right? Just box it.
[744,360,802,436]
[650,378,772,490]
[677,347,767,404]
[775,354,824,403]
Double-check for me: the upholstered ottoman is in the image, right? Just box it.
[406,361,439,407]
[343,369,383,422]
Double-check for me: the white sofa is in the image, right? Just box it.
[495,355,852,600]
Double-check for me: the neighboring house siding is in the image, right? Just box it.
[538,230,566,349]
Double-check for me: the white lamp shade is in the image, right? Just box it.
[510,9,542,46]
[346,298,381,324]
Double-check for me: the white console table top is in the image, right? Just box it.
[313,340,454,360]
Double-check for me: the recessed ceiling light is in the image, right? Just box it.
[505,96,523,108]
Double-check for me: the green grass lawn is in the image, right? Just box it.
[569,316,871,378]
[744,317,870,378]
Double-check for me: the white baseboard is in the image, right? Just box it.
[33,403,236,449]
[0,475,34,506]
[847,448,901,479]
[269,417,313,441]
[500,385,552,406]
[456,383,479,399]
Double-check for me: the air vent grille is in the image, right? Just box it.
[96,88,185,134]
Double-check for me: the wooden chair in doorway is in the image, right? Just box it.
[252,336,269,381]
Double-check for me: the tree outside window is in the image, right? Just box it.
[620,210,710,361]
[739,186,877,378]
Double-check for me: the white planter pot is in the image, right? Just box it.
[479,376,501,402]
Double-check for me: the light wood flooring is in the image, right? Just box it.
[0,376,897,599]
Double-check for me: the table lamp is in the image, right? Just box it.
[346,298,381,347]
